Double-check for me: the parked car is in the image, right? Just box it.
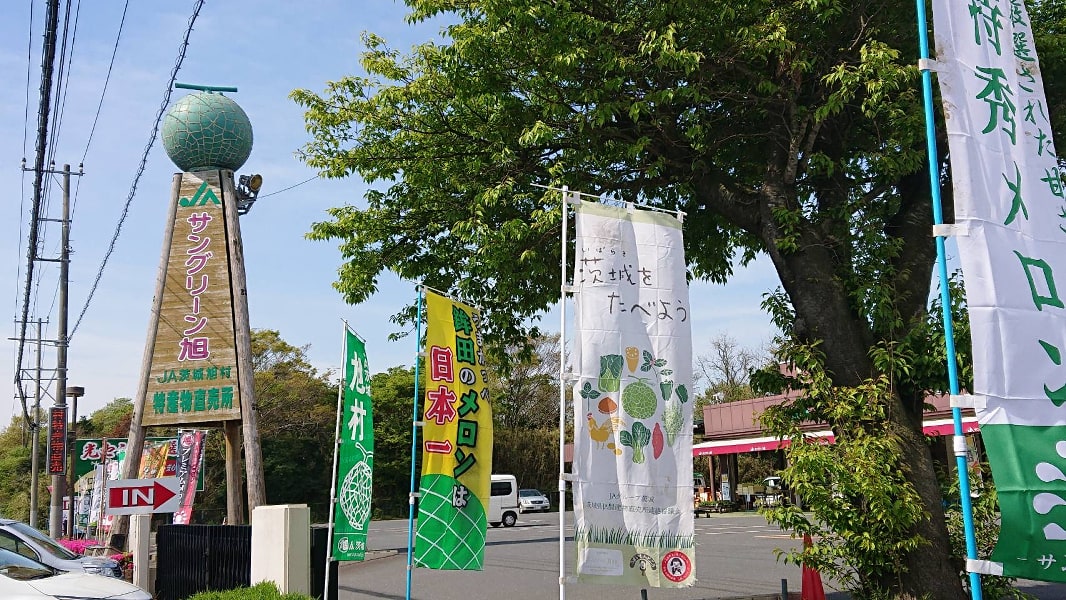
[489,474,520,527]
[518,488,550,513]
[0,519,122,578]
[0,546,149,599]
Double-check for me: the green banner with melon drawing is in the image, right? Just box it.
[414,290,493,570]
[332,326,374,561]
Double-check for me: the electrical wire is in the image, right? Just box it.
[72,0,128,221]
[78,0,127,168]
[70,0,207,339]
[258,175,320,198]
[15,0,62,425]
[16,0,36,323]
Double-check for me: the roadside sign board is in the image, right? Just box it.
[48,407,67,474]
[105,477,180,515]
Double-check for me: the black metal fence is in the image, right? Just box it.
[155,524,251,600]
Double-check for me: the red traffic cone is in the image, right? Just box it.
[801,534,826,600]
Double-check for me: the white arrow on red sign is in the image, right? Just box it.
[105,477,181,515]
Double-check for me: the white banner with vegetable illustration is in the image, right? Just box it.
[571,200,695,588]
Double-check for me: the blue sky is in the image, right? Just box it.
[2,0,780,418]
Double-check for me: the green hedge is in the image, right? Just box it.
[187,581,314,600]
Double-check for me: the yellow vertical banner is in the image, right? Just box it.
[414,290,493,570]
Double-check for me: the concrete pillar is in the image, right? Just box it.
[251,504,310,595]
[129,514,152,593]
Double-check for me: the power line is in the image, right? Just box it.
[15,0,62,424]
[78,0,128,167]
[258,175,320,198]
[71,0,207,339]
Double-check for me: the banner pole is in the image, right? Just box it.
[324,320,347,600]
[558,187,570,600]
[914,1,982,598]
[406,287,425,600]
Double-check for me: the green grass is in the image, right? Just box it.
[187,581,314,600]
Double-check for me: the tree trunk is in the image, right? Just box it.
[758,179,966,599]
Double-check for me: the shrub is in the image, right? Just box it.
[188,581,314,600]
[57,538,94,555]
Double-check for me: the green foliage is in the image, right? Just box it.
[940,466,1036,600]
[0,417,41,522]
[367,366,420,519]
[78,398,133,438]
[759,343,926,596]
[290,1,1066,594]
[187,581,312,600]
[485,333,562,430]
[492,427,560,501]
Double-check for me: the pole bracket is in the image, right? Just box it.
[918,58,939,72]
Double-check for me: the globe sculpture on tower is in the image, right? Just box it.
[162,90,253,172]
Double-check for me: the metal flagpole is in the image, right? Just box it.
[405,287,425,600]
[558,186,571,600]
[914,1,982,598]
[324,319,348,600]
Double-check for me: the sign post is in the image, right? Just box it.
[105,478,181,516]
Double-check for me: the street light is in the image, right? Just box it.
[66,386,84,539]
[235,173,263,215]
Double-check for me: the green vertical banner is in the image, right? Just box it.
[332,327,374,561]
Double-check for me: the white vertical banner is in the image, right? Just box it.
[571,200,695,588]
[933,0,1066,581]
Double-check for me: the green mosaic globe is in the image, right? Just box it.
[162,92,253,172]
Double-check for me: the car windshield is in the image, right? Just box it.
[6,522,78,560]
[0,547,54,581]
[519,490,542,497]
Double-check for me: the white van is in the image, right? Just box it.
[489,474,520,528]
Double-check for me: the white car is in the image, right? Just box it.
[518,489,550,513]
[0,547,149,599]
[0,519,122,578]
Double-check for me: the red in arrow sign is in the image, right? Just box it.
[109,480,178,510]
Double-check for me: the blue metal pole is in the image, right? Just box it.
[405,287,425,600]
[914,1,982,598]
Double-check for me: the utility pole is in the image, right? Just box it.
[48,164,71,538]
[29,319,43,528]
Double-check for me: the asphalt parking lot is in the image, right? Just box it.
[336,512,1066,600]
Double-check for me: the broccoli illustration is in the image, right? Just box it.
[619,421,651,464]
[662,399,684,446]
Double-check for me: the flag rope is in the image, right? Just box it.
[914,1,983,598]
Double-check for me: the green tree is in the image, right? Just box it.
[0,417,41,522]
[486,333,562,430]
[78,398,133,438]
[292,2,1066,597]
[367,366,420,518]
[196,329,337,522]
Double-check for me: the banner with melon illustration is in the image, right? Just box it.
[414,290,493,570]
[571,200,695,588]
